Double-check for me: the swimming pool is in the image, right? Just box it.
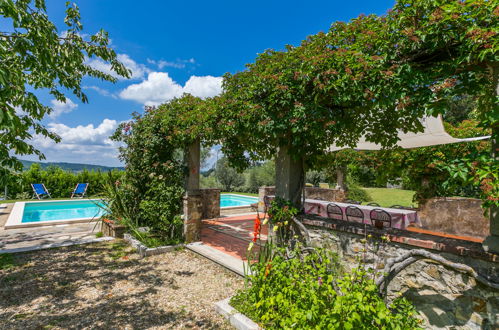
[220,194,258,208]
[5,200,104,228]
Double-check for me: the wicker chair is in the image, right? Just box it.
[370,208,392,229]
[345,205,364,222]
[345,199,362,205]
[366,202,380,207]
[326,203,344,220]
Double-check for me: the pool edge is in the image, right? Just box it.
[4,199,102,230]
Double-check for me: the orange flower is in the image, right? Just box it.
[264,261,272,278]
[253,216,262,243]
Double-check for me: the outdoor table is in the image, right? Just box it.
[304,199,420,230]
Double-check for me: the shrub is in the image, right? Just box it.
[232,245,421,329]
[5,163,120,199]
[347,183,372,202]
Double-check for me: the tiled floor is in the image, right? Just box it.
[201,214,267,261]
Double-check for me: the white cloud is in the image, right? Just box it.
[30,119,122,166]
[83,85,117,99]
[86,53,150,80]
[147,58,196,69]
[119,72,222,106]
[49,98,78,119]
[184,76,223,99]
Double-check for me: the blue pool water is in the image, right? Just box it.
[220,194,258,207]
[22,200,105,223]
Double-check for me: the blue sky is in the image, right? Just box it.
[20,0,395,166]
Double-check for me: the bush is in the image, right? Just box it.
[4,163,120,199]
[347,183,372,202]
[232,245,421,329]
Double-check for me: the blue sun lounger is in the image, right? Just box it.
[71,183,89,198]
[31,183,51,200]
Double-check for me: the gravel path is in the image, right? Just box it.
[0,240,243,329]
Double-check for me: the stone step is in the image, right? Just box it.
[186,242,248,276]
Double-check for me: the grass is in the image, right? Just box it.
[222,192,258,197]
[0,253,16,270]
[362,187,416,208]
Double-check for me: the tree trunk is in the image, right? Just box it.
[275,145,304,208]
[483,63,499,253]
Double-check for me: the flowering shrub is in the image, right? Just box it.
[267,197,299,244]
[232,245,421,329]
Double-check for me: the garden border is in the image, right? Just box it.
[123,233,183,258]
[215,297,262,330]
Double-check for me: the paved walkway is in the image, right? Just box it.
[200,213,267,261]
[0,203,111,254]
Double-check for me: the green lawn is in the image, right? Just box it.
[362,188,416,208]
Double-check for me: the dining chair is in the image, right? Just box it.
[327,203,344,220]
[345,205,364,222]
[345,199,362,205]
[390,204,410,210]
[366,202,380,207]
[370,208,392,229]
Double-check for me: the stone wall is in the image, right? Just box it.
[304,187,345,202]
[418,197,489,239]
[258,186,345,212]
[199,188,220,219]
[302,215,499,329]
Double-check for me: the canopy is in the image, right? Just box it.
[329,115,490,151]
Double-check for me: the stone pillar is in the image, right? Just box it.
[183,190,203,243]
[258,186,276,212]
[186,139,200,191]
[200,188,221,219]
[483,63,499,254]
[275,145,304,207]
[335,166,347,191]
[183,139,202,243]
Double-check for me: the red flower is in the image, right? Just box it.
[252,216,262,243]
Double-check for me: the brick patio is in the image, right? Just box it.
[201,214,267,261]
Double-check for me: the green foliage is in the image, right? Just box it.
[212,0,497,208]
[3,163,119,199]
[347,183,372,203]
[305,170,327,187]
[375,120,490,203]
[232,245,421,329]
[110,102,190,242]
[0,0,129,173]
[241,160,275,193]
[267,198,299,244]
[0,253,15,270]
[214,156,245,192]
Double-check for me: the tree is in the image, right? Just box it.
[216,0,497,208]
[215,156,245,192]
[0,0,130,173]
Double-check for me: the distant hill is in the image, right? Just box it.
[20,160,124,172]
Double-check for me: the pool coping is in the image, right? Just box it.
[220,194,258,210]
[4,199,102,229]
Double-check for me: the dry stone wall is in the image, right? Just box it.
[304,219,499,329]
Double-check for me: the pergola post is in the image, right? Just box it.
[183,139,202,243]
[275,145,304,208]
[482,64,499,254]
